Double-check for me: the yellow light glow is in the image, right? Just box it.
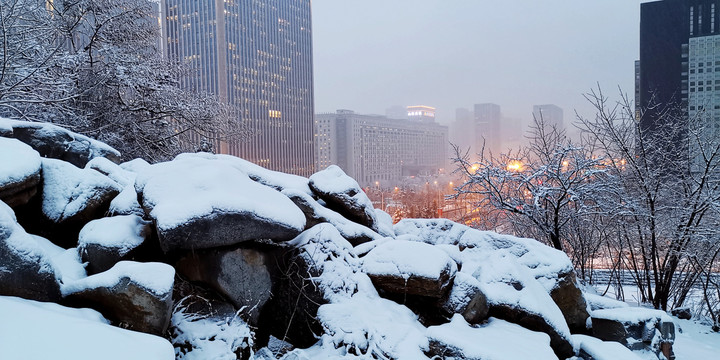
[506,161,523,172]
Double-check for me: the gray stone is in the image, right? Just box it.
[591,307,675,359]
[550,270,590,333]
[78,215,152,274]
[175,246,273,325]
[439,272,489,324]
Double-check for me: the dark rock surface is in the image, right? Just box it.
[308,165,378,232]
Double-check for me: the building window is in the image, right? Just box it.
[691,6,695,35]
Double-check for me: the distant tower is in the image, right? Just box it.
[386,105,409,120]
[474,103,501,155]
[532,104,564,130]
[162,0,315,176]
[450,108,475,157]
[407,105,437,123]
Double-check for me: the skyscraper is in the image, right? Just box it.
[162,0,315,176]
[474,103,502,155]
[532,104,564,130]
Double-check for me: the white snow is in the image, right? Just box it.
[0,137,40,187]
[135,156,305,232]
[373,208,395,238]
[41,158,121,222]
[673,318,720,359]
[0,296,174,360]
[108,185,144,215]
[288,223,378,302]
[176,152,312,195]
[86,156,135,187]
[362,239,457,280]
[393,218,470,245]
[62,261,175,297]
[119,158,151,173]
[308,165,378,226]
[584,292,630,311]
[572,334,643,360]
[315,296,430,359]
[170,300,253,360]
[78,215,147,256]
[591,307,674,324]
[426,315,559,360]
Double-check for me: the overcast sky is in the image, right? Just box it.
[312,0,645,126]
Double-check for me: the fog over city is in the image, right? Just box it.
[313,0,644,128]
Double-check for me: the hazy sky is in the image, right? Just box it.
[312,0,645,125]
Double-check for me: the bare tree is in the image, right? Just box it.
[0,0,243,162]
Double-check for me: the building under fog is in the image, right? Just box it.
[474,103,502,155]
[532,104,564,130]
[316,110,448,187]
[162,0,315,176]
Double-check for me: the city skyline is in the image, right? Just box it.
[312,0,644,125]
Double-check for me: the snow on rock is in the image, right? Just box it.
[315,296,431,359]
[471,252,575,359]
[175,246,273,325]
[374,208,395,238]
[86,156,136,188]
[262,224,377,347]
[0,118,121,167]
[438,272,489,324]
[41,158,122,224]
[176,152,312,195]
[108,185,144,216]
[119,158,152,173]
[0,202,87,302]
[0,137,42,207]
[362,239,457,298]
[426,315,559,360]
[63,261,175,335]
[590,306,675,359]
[0,296,174,360]
[170,300,253,360]
[135,156,306,251]
[309,165,379,232]
[282,189,383,246]
[78,215,152,274]
[572,334,643,360]
[584,293,630,311]
[393,218,470,245]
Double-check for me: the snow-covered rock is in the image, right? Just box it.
[41,158,122,223]
[471,253,575,359]
[426,315,559,360]
[572,334,644,360]
[0,137,41,207]
[373,208,395,238]
[438,272,489,324]
[135,156,306,252]
[362,239,457,299]
[175,246,273,325]
[584,292,630,311]
[309,165,379,232]
[0,118,121,167]
[283,189,383,245]
[0,202,86,302]
[78,215,152,274]
[63,261,175,335]
[591,307,675,359]
[0,296,174,360]
[394,218,470,245]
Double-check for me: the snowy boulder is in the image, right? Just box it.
[63,261,175,335]
[591,307,675,359]
[0,138,41,208]
[550,270,590,333]
[584,292,630,311]
[174,245,273,325]
[308,165,379,232]
[362,239,457,299]
[78,215,152,274]
[426,315,559,360]
[573,334,644,360]
[282,189,383,245]
[471,253,575,359]
[374,208,396,238]
[0,296,174,360]
[135,156,306,252]
[438,272,489,324]
[260,224,377,347]
[394,218,470,246]
[0,118,121,167]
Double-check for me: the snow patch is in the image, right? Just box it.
[362,239,457,280]
[0,137,40,187]
[62,261,174,297]
[78,215,148,256]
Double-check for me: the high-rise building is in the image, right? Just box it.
[449,108,475,157]
[532,104,564,130]
[638,0,720,171]
[407,105,437,123]
[474,103,502,155]
[316,110,448,187]
[162,0,315,176]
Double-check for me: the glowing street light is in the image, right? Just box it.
[506,161,523,172]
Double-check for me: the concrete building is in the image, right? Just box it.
[407,105,437,123]
[532,104,564,130]
[449,108,475,158]
[162,0,315,176]
[316,110,448,187]
[474,103,502,155]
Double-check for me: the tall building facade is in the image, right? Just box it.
[639,0,720,171]
[532,104,564,130]
[316,110,448,187]
[162,0,315,176]
[474,103,502,155]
